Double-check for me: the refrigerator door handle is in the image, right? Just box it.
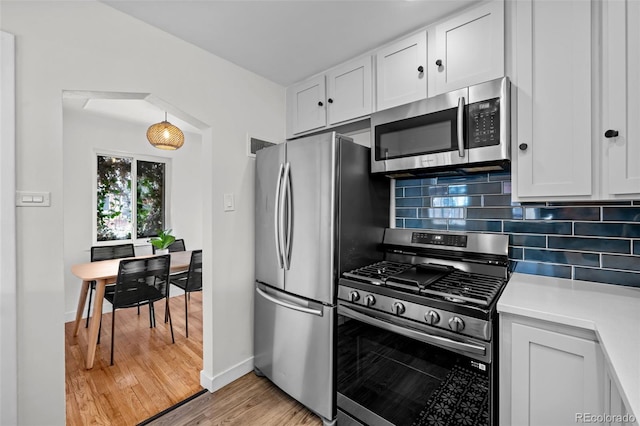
[274,163,285,269]
[256,287,323,317]
[283,162,292,270]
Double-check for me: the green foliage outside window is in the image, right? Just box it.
[97,156,132,241]
[137,161,165,238]
[97,155,166,242]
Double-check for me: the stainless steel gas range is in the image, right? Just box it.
[336,228,510,426]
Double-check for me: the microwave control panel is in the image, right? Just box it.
[468,97,500,148]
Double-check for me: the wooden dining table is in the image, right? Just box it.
[71,250,193,369]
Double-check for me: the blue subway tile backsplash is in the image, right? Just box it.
[395,172,640,288]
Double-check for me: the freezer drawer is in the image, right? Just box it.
[254,283,336,422]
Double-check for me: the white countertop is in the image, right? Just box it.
[498,272,640,420]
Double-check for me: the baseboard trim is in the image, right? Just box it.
[200,356,254,392]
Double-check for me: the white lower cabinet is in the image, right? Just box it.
[500,315,604,425]
[604,367,637,426]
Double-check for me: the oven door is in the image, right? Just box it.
[371,87,469,174]
[337,302,493,426]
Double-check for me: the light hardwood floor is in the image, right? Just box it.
[146,372,323,426]
[65,292,204,426]
[66,291,323,426]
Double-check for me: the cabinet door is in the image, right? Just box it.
[604,367,634,426]
[514,0,592,198]
[431,0,504,95]
[603,0,640,196]
[511,323,603,426]
[326,56,372,125]
[376,31,427,111]
[287,75,326,135]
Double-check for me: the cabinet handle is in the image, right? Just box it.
[317,101,323,107]
[604,129,619,138]
[417,65,424,73]
[519,143,528,151]
[328,98,333,104]
[435,59,443,67]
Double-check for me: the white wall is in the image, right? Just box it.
[62,105,204,320]
[0,1,285,424]
[0,29,17,426]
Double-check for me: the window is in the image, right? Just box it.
[96,154,167,243]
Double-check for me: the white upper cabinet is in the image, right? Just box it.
[375,30,427,111]
[326,56,372,126]
[287,75,327,136]
[512,0,593,199]
[286,57,373,138]
[430,0,504,96]
[602,0,640,197]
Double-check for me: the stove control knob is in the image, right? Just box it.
[392,302,406,315]
[424,310,440,325]
[449,316,465,332]
[349,291,360,303]
[365,295,376,307]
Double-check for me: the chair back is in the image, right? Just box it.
[91,244,135,262]
[112,255,171,309]
[152,238,186,254]
[186,250,203,292]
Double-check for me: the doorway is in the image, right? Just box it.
[62,90,207,423]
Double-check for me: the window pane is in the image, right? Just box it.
[97,156,132,241]
[137,160,165,238]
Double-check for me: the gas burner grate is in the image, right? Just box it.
[420,270,505,306]
[343,261,413,285]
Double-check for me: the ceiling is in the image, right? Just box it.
[102,0,479,87]
[74,0,479,130]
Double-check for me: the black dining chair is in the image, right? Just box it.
[152,238,186,254]
[85,244,135,327]
[101,255,175,365]
[167,250,202,338]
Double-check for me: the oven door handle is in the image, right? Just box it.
[339,304,486,356]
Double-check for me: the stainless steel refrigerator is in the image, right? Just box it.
[254,132,389,426]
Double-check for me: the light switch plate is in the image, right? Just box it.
[223,193,235,212]
[16,191,51,207]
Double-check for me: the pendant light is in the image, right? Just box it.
[146,112,184,150]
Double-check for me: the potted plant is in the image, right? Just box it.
[150,229,175,255]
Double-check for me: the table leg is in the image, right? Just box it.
[73,280,90,337]
[85,278,106,369]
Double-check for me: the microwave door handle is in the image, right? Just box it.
[457,96,465,157]
[274,163,284,269]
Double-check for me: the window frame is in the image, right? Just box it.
[92,149,172,246]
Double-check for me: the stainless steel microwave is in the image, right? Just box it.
[371,77,510,176]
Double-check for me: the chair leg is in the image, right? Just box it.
[184,292,189,338]
[85,286,93,328]
[166,302,175,344]
[149,303,156,328]
[164,295,169,324]
[110,309,116,366]
[97,313,102,344]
